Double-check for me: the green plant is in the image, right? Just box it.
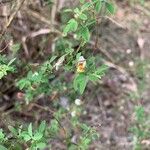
[0,55,15,79]
[129,60,150,150]
[0,0,116,149]
[0,121,47,150]
[17,0,114,101]
[130,105,150,150]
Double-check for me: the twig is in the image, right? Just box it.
[0,0,26,41]
[22,36,29,57]
[0,42,9,52]
[90,40,115,63]
[103,60,138,93]
[135,5,150,17]
[51,0,57,26]
[28,28,58,38]
[96,95,107,121]
[24,8,62,36]
[24,8,52,26]
[94,2,105,50]
[17,11,27,31]
[58,0,65,10]
[21,28,62,57]
[0,0,15,4]
[29,103,55,114]
[105,16,127,29]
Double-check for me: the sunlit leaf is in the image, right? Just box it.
[63,19,78,35]
[73,73,88,94]
[33,132,43,141]
[28,123,32,137]
[106,2,115,14]
[95,0,102,12]
[79,0,85,3]
[39,121,46,133]
[0,145,8,150]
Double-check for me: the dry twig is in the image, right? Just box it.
[0,0,26,41]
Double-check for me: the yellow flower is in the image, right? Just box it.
[76,56,86,73]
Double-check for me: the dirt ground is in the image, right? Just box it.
[86,2,150,150]
[0,1,150,150]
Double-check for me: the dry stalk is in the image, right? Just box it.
[0,0,26,41]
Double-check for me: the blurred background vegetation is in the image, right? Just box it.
[0,0,150,149]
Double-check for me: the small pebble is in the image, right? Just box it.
[128,61,134,67]
[71,111,76,117]
[126,49,132,54]
[75,99,82,106]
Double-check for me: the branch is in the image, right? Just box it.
[0,0,26,40]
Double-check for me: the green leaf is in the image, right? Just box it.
[80,123,90,132]
[78,27,90,42]
[20,131,31,142]
[95,65,108,76]
[0,64,13,79]
[63,9,72,13]
[106,2,115,14]
[74,8,80,15]
[63,19,78,35]
[83,27,90,42]
[81,2,91,10]
[91,132,100,140]
[140,0,145,5]
[17,78,31,90]
[23,134,31,142]
[79,0,85,3]
[0,129,5,140]
[95,1,102,12]
[79,13,87,20]
[88,74,99,83]
[33,132,43,141]
[82,138,91,145]
[76,53,81,61]
[36,142,46,149]
[8,126,18,136]
[28,123,32,137]
[39,121,46,133]
[73,74,88,94]
[49,56,57,63]
[135,106,145,122]
[80,0,85,3]
[0,145,8,150]
[8,58,16,66]
[65,48,74,54]
[49,119,61,135]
